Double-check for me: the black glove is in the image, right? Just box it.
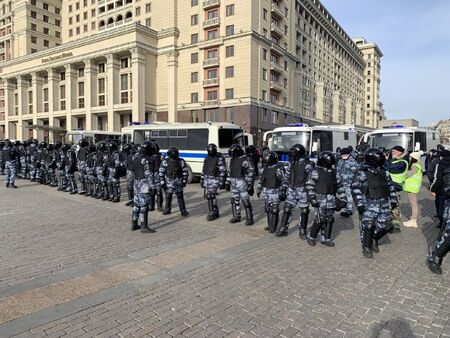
[225,182,231,192]
[248,186,255,196]
[200,179,205,189]
[336,198,347,211]
[220,180,226,190]
[310,199,319,208]
[279,189,287,202]
[161,182,167,191]
[390,202,398,209]
[257,190,261,198]
[357,206,365,215]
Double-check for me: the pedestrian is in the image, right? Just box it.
[122,143,136,206]
[159,146,189,216]
[257,151,285,233]
[77,138,89,195]
[225,144,255,225]
[428,145,446,218]
[275,144,315,238]
[426,166,450,274]
[336,147,360,217]
[306,151,347,247]
[200,143,227,221]
[430,150,450,229]
[352,148,398,258]
[1,139,19,188]
[425,149,438,176]
[131,141,156,233]
[403,152,423,228]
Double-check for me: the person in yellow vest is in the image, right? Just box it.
[385,145,409,232]
[403,152,423,228]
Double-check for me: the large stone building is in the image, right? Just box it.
[0,0,383,142]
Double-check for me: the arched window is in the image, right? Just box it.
[99,20,105,27]
[125,11,132,19]
[116,14,123,22]
[125,0,132,4]
[107,17,114,25]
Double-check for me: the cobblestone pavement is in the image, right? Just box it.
[0,176,449,338]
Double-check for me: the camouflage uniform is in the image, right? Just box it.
[305,166,347,245]
[95,150,109,199]
[106,150,124,202]
[351,165,398,253]
[28,142,38,181]
[18,144,28,179]
[278,157,315,238]
[56,147,68,191]
[336,155,360,215]
[159,156,189,215]
[45,147,58,187]
[77,146,89,194]
[2,143,18,187]
[85,148,97,197]
[124,150,135,206]
[257,163,286,233]
[150,152,165,211]
[66,147,78,194]
[201,153,227,221]
[226,155,255,224]
[35,146,47,184]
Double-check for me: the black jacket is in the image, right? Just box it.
[430,157,450,195]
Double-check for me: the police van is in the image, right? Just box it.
[121,122,250,182]
[264,124,358,161]
[67,130,122,145]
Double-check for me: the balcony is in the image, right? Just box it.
[198,36,223,49]
[270,61,283,74]
[271,3,284,19]
[270,80,283,92]
[270,23,284,37]
[270,42,285,55]
[203,17,220,28]
[203,57,220,68]
[202,100,219,108]
[203,0,220,9]
[203,78,219,87]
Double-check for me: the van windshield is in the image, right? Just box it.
[370,133,413,152]
[219,128,243,148]
[271,131,311,152]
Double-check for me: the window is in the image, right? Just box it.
[69,5,72,12]
[43,27,49,35]
[91,9,96,17]
[135,6,140,16]
[31,10,37,18]
[191,14,198,26]
[69,17,73,24]
[262,68,267,80]
[226,25,234,36]
[263,48,267,60]
[60,72,65,81]
[83,12,88,20]
[191,52,198,64]
[191,92,198,103]
[78,67,84,77]
[120,74,129,103]
[43,88,49,112]
[226,107,234,121]
[55,31,61,38]
[344,132,349,140]
[225,66,234,78]
[207,90,218,100]
[206,109,219,122]
[367,103,370,108]
[207,49,218,58]
[191,33,198,44]
[263,8,267,20]
[78,82,84,97]
[31,23,37,31]
[84,24,88,32]
[207,69,218,79]
[145,3,151,13]
[207,29,218,40]
[226,4,235,16]
[43,2,49,10]
[98,78,105,106]
[146,18,151,27]
[76,14,80,22]
[262,90,267,101]
[226,45,234,57]
[367,79,370,83]
[55,7,60,14]
[31,36,37,44]
[121,58,129,68]
[91,22,96,30]
[225,88,234,99]
[191,0,198,6]
[42,14,49,22]
[83,0,87,6]
[191,72,198,83]
[44,40,49,47]
[55,19,61,27]
[31,0,36,5]
[60,85,66,110]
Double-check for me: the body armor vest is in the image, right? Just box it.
[133,156,146,180]
[203,156,219,176]
[316,167,337,195]
[126,154,134,171]
[153,154,162,171]
[290,161,308,187]
[365,169,390,199]
[261,165,281,189]
[78,147,88,161]
[166,158,182,178]
[230,157,246,178]
[2,149,13,161]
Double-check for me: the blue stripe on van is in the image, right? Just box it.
[161,152,208,159]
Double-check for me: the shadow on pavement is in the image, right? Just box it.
[368,318,414,338]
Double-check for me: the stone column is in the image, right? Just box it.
[65,64,76,133]
[166,50,178,123]
[315,82,324,122]
[345,97,353,125]
[131,47,146,124]
[84,59,95,131]
[3,79,14,139]
[16,76,27,140]
[106,53,120,131]
[47,69,59,143]
[31,72,43,139]
[332,90,340,124]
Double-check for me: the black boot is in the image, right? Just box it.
[157,190,164,212]
[362,229,374,258]
[207,197,218,221]
[243,201,254,226]
[177,192,189,216]
[264,212,272,231]
[229,198,241,223]
[320,218,335,247]
[269,211,279,233]
[140,212,156,233]
[79,179,86,195]
[125,188,134,206]
[149,190,156,211]
[163,192,172,215]
[307,219,321,246]
[112,183,120,203]
[102,182,109,200]
[298,209,309,240]
[426,251,443,275]
[275,205,291,237]
[131,219,140,231]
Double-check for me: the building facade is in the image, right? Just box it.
[0,0,382,142]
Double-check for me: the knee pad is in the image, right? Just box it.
[300,207,309,216]
[264,204,270,213]
[283,203,293,214]
[270,204,280,215]
[206,192,213,200]
[242,199,251,208]
[364,220,376,231]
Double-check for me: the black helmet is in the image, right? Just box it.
[54,141,62,150]
[228,144,244,158]
[14,140,22,147]
[289,144,306,160]
[317,151,336,169]
[61,143,70,152]
[336,147,342,153]
[108,140,118,153]
[88,144,96,153]
[47,143,54,151]
[207,143,218,157]
[22,140,29,147]
[348,145,354,151]
[79,138,89,148]
[140,141,156,157]
[154,143,160,153]
[264,151,278,166]
[39,141,48,149]
[4,139,12,148]
[97,141,107,152]
[340,147,351,155]
[245,145,257,155]
[364,148,385,168]
[167,146,179,160]
[122,143,133,154]
[32,139,38,145]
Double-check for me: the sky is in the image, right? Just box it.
[321,0,450,127]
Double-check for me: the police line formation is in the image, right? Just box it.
[1,139,450,275]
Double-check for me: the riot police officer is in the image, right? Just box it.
[28,139,39,181]
[305,151,347,247]
[200,143,227,221]
[66,144,78,194]
[36,142,48,184]
[56,142,68,191]
[351,148,398,258]
[225,144,255,225]
[159,146,189,216]
[336,147,360,217]
[2,139,19,188]
[95,141,109,200]
[123,143,136,206]
[77,138,90,195]
[45,143,58,187]
[276,144,315,238]
[257,151,285,233]
[0,140,4,175]
[131,141,157,233]
[106,140,124,203]
[151,143,164,212]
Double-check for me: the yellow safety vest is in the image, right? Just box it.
[390,159,409,186]
[404,163,423,194]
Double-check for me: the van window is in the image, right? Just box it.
[311,130,333,153]
[219,128,242,148]
[188,129,209,150]
[344,132,349,141]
